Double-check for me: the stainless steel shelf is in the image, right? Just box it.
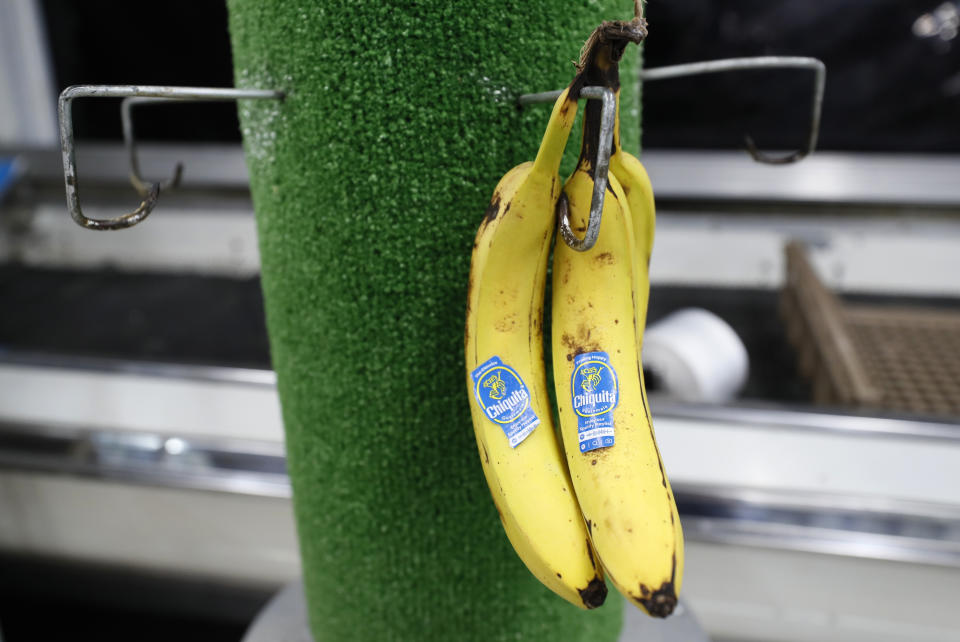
[2,410,959,568]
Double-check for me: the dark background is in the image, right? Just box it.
[640,0,960,152]
[41,0,960,152]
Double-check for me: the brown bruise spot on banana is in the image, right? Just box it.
[494,312,518,333]
[481,195,511,233]
[578,323,592,343]
[590,446,613,463]
[483,194,501,226]
[578,576,608,609]
[560,258,572,285]
[595,252,614,265]
[481,442,490,464]
[633,551,679,618]
[631,580,677,619]
[560,325,601,363]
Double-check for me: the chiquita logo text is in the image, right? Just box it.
[485,388,529,420]
[573,389,617,410]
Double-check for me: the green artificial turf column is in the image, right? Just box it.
[227,2,639,639]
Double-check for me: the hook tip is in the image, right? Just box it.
[170,162,184,189]
[744,135,806,165]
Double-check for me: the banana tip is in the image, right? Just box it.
[578,576,608,609]
[633,581,677,618]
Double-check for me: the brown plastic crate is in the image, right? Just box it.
[781,241,960,418]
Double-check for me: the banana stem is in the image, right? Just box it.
[531,88,578,178]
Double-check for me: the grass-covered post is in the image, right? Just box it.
[227,1,640,639]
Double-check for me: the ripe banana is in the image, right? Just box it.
[551,106,683,617]
[464,88,607,609]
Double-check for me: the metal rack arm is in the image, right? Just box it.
[58,85,283,231]
[640,56,826,165]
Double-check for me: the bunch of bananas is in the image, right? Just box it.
[464,19,683,617]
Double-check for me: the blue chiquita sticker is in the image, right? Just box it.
[571,351,618,453]
[471,356,540,448]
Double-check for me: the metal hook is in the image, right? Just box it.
[639,56,826,164]
[58,85,284,231]
[121,97,184,196]
[561,87,615,252]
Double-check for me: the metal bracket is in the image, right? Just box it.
[520,56,827,250]
[58,85,283,231]
[640,56,826,165]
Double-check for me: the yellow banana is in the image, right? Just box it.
[464,88,607,609]
[551,118,683,617]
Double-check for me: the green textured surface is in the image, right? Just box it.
[227,2,638,639]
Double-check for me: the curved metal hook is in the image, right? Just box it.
[122,97,184,196]
[58,85,284,231]
[557,86,616,252]
[640,56,826,165]
[59,86,161,230]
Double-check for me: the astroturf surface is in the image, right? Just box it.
[227,2,639,639]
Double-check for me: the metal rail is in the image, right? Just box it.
[2,417,959,567]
